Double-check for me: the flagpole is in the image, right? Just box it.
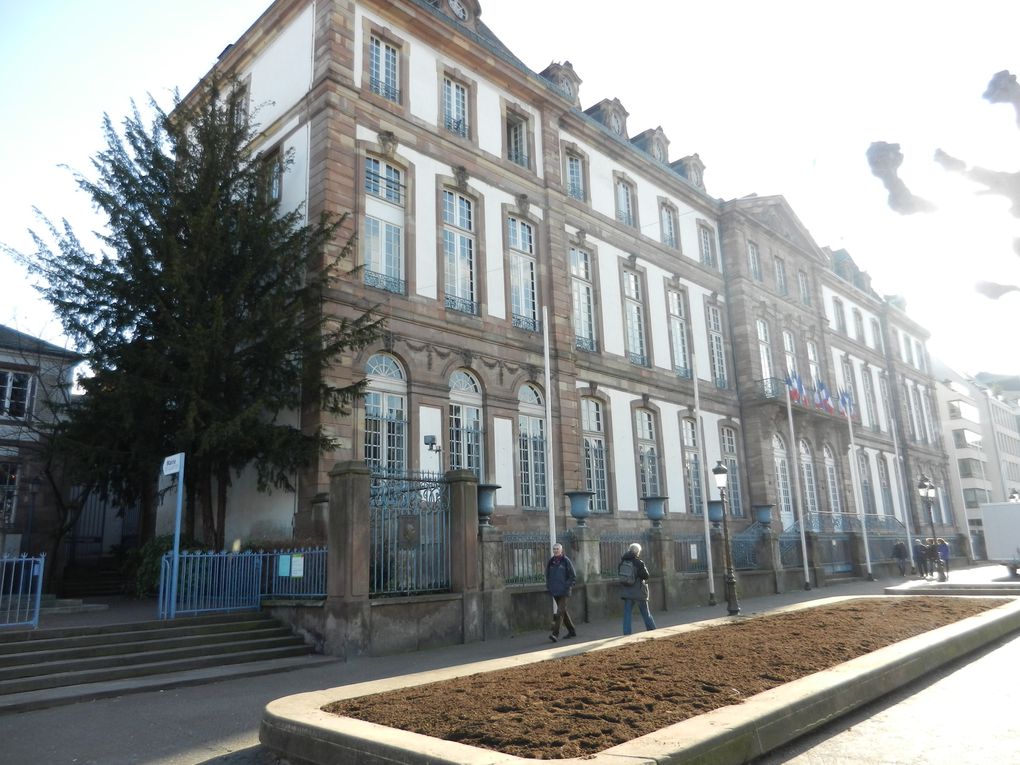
[786,379,811,590]
[542,307,557,603]
[886,392,916,565]
[691,349,716,605]
[844,398,874,580]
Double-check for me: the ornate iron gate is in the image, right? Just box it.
[369,472,450,597]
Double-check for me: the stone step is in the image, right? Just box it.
[0,611,275,645]
[0,642,312,695]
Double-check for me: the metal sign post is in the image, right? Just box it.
[162,453,185,619]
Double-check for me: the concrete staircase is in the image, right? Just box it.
[0,611,332,712]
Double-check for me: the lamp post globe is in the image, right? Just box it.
[712,461,740,615]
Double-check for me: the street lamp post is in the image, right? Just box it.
[917,475,947,582]
[712,461,740,615]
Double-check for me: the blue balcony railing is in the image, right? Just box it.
[445,294,477,315]
[364,269,406,295]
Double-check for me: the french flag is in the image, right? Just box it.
[838,389,854,417]
[815,381,835,414]
[784,374,801,404]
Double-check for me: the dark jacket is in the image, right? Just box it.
[545,555,576,597]
[619,551,650,601]
[892,541,907,560]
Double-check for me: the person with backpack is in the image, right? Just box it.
[619,542,656,635]
[545,543,577,642]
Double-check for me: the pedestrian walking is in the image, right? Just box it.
[937,537,951,577]
[545,543,577,642]
[892,539,909,576]
[926,538,938,579]
[913,538,928,579]
[619,543,656,635]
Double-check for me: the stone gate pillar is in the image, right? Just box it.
[324,461,371,658]
[569,524,602,621]
[446,469,483,643]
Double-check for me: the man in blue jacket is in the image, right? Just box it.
[545,543,577,642]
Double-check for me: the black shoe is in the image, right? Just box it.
[548,633,558,642]
[565,630,577,638]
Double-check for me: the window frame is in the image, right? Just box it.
[362,153,408,295]
[658,198,680,250]
[613,171,638,228]
[362,23,408,111]
[0,369,35,421]
[439,68,476,142]
[442,187,479,315]
[561,142,589,203]
[501,100,535,171]
[570,245,599,352]
[747,240,762,281]
[507,214,540,332]
[697,223,718,268]
[517,383,547,510]
[622,266,649,367]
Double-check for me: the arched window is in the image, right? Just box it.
[449,370,482,477]
[683,418,702,514]
[823,444,843,517]
[581,397,609,513]
[799,439,820,517]
[363,353,407,475]
[721,425,743,516]
[773,434,793,524]
[518,384,546,509]
[877,456,893,515]
[858,451,876,514]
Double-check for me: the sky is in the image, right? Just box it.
[2,0,1019,377]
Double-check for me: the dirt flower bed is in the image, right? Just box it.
[325,597,1005,759]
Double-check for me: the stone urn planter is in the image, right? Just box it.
[564,490,595,527]
[642,496,668,528]
[753,504,774,525]
[476,484,501,526]
[707,499,725,526]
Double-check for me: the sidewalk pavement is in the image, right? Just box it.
[2,565,1017,764]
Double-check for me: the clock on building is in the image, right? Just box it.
[448,0,468,20]
[556,76,575,99]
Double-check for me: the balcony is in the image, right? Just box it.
[567,182,584,201]
[369,78,400,104]
[674,365,692,380]
[444,116,469,138]
[444,294,477,316]
[512,313,541,333]
[627,351,648,367]
[575,336,598,353]
[363,269,405,295]
[754,377,785,400]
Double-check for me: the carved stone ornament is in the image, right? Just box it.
[574,228,586,245]
[627,253,638,268]
[587,382,598,397]
[641,393,651,406]
[453,165,469,189]
[377,130,397,157]
[459,349,473,367]
[516,193,530,216]
[382,331,395,351]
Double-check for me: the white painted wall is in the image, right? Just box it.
[492,416,515,506]
[604,387,638,512]
[419,405,442,473]
[245,4,314,131]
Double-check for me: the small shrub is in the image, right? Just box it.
[123,534,202,597]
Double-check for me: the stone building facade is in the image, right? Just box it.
[178,0,957,551]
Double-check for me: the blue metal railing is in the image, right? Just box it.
[575,336,597,352]
[364,269,406,295]
[512,313,541,332]
[0,554,45,629]
[158,548,326,619]
[445,294,478,315]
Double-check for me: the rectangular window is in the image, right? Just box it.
[833,297,847,333]
[615,179,635,226]
[581,398,609,513]
[363,392,406,474]
[853,309,865,342]
[369,35,400,103]
[566,154,585,200]
[509,217,539,331]
[774,257,788,295]
[668,290,690,378]
[505,112,529,168]
[443,190,476,314]
[683,420,702,515]
[0,371,34,420]
[518,414,547,508]
[0,462,17,526]
[443,76,469,137]
[623,270,647,366]
[798,270,811,305]
[782,329,796,375]
[449,404,482,477]
[363,157,405,294]
[570,247,597,352]
[660,203,679,248]
[707,305,727,388]
[747,241,762,281]
[698,225,717,268]
[635,410,661,498]
[806,341,820,387]
[721,426,743,517]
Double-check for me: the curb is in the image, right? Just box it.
[260,596,1020,765]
